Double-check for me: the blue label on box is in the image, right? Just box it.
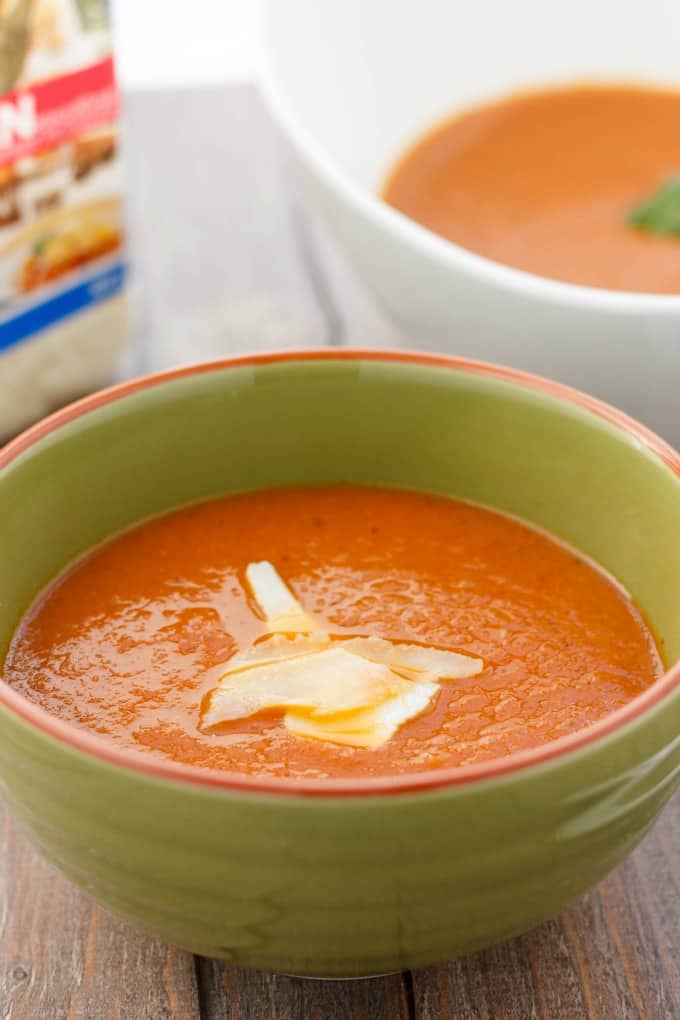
[0,259,127,354]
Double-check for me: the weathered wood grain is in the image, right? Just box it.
[121,84,329,378]
[409,791,680,1020]
[0,803,200,1020]
[1,794,677,1019]
[196,958,410,1020]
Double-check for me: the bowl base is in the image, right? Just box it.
[283,970,402,981]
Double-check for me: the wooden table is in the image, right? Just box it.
[1,86,678,1020]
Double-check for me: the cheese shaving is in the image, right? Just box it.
[285,680,438,748]
[201,646,405,729]
[244,561,317,634]
[200,561,483,747]
[341,636,483,679]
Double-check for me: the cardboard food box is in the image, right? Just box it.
[0,0,128,437]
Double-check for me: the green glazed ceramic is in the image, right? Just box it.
[0,350,679,978]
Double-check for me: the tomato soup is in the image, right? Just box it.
[382,84,680,293]
[3,486,662,779]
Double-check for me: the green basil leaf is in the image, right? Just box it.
[629,176,680,237]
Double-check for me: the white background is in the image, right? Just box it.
[112,0,260,90]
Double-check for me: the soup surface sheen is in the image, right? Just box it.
[382,84,680,293]
[4,486,662,779]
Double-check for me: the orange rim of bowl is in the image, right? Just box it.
[1,348,679,797]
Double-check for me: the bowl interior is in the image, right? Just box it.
[2,356,680,677]
[263,0,680,192]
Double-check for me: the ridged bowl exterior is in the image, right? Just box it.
[0,700,678,976]
[0,353,679,976]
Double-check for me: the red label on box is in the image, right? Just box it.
[0,57,118,167]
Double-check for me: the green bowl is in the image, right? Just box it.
[1,350,679,978]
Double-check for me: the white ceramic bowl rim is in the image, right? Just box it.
[258,12,680,314]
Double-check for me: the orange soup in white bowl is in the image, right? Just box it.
[261,0,680,443]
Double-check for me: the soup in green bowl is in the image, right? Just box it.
[0,350,678,977]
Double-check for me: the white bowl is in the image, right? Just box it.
[260,0,680,443]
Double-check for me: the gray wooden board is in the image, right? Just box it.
[1,84,678,1020]
[120,84,330,377]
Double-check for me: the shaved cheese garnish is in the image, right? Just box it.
[341,637,483,679]
[201,647,409,731]
[285,681,437,748]
[225,632,331,673]
[244,561,317,634]
[200,561,484,747]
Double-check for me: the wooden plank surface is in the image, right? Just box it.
[0,804,200,1020]
[120,85,329,377]
[1,85,678,1020]
[195,957,410,1020]
[2,795,678,1019]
